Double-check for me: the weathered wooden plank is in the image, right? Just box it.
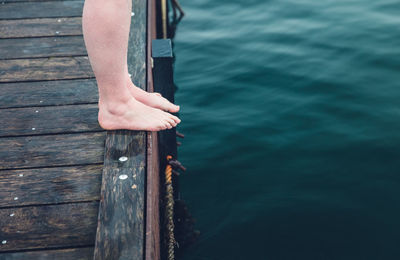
[0,164,102,207]
[0,18,82,39]
[0,247,94,260]
[0,56,94,82]
[0,202,98,252]
[0,1,84,20]
[93,166,145,260]
[146,1,161,259]
[0,36,86,59]
[4,0,67,3]
[0,132,105,170]
[0,79,98,109]
[93,0,147,258]
[0,104,102,137]
[94,132,146,260]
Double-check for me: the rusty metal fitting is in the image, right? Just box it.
[172,169,180,176]
[168,160,186,171]
[176,131,185,138]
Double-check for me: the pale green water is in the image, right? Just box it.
[173,0,400,259]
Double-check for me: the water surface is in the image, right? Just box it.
[174,0,400,259]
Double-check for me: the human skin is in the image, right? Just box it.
[82,0,180,131]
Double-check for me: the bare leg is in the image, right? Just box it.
[82,0,180,131]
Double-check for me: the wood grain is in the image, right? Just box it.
[93,167,145,260]
[0,202,98,252]
[145,0,161,259]
[0,132,105,170]
[0,1,84,20]
[0,104,102,137]
[0,79,98,109]
[0,164,102,207]
[0,56,94,82]
[93,0,148,258]
[3,0,67,3]
[0,247,94,260]
[0,17,82,39]
[0,36,87,59]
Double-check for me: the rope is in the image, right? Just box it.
[165,155,176,260]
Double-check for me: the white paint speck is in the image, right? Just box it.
[35,110,39,113]
[131,12,135,16]
[128,73,132,78]
[14,197,18,200]
[39,100,43,103]
[119,174,128,180]
[32,128,35,131]
[19,174,23,177]
[9,213,14,217]
[1,240,6,245]
[57,19,61,22]
[55,31,60,34]
[119,156,128,162]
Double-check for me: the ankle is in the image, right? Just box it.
[99,96,133,116]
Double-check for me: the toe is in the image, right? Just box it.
[166,121,173,129]
[165,100,179,112]
[169,104,180,113]
[166,117,177,127]
[170,114,181,124]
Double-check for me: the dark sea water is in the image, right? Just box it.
[173,0,400,259]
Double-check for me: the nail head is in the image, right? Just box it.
[119,156,128,162]
[119,174,128,180]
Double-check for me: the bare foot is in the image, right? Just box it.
[98,96,181,131]
[126,76,180,113]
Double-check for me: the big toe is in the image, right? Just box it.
[157,96,179,112]
[163,100,180,112]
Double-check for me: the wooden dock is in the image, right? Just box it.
[0,0,172,259]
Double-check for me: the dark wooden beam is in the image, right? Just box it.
[152,38,179,260]
[93,0,148,259]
